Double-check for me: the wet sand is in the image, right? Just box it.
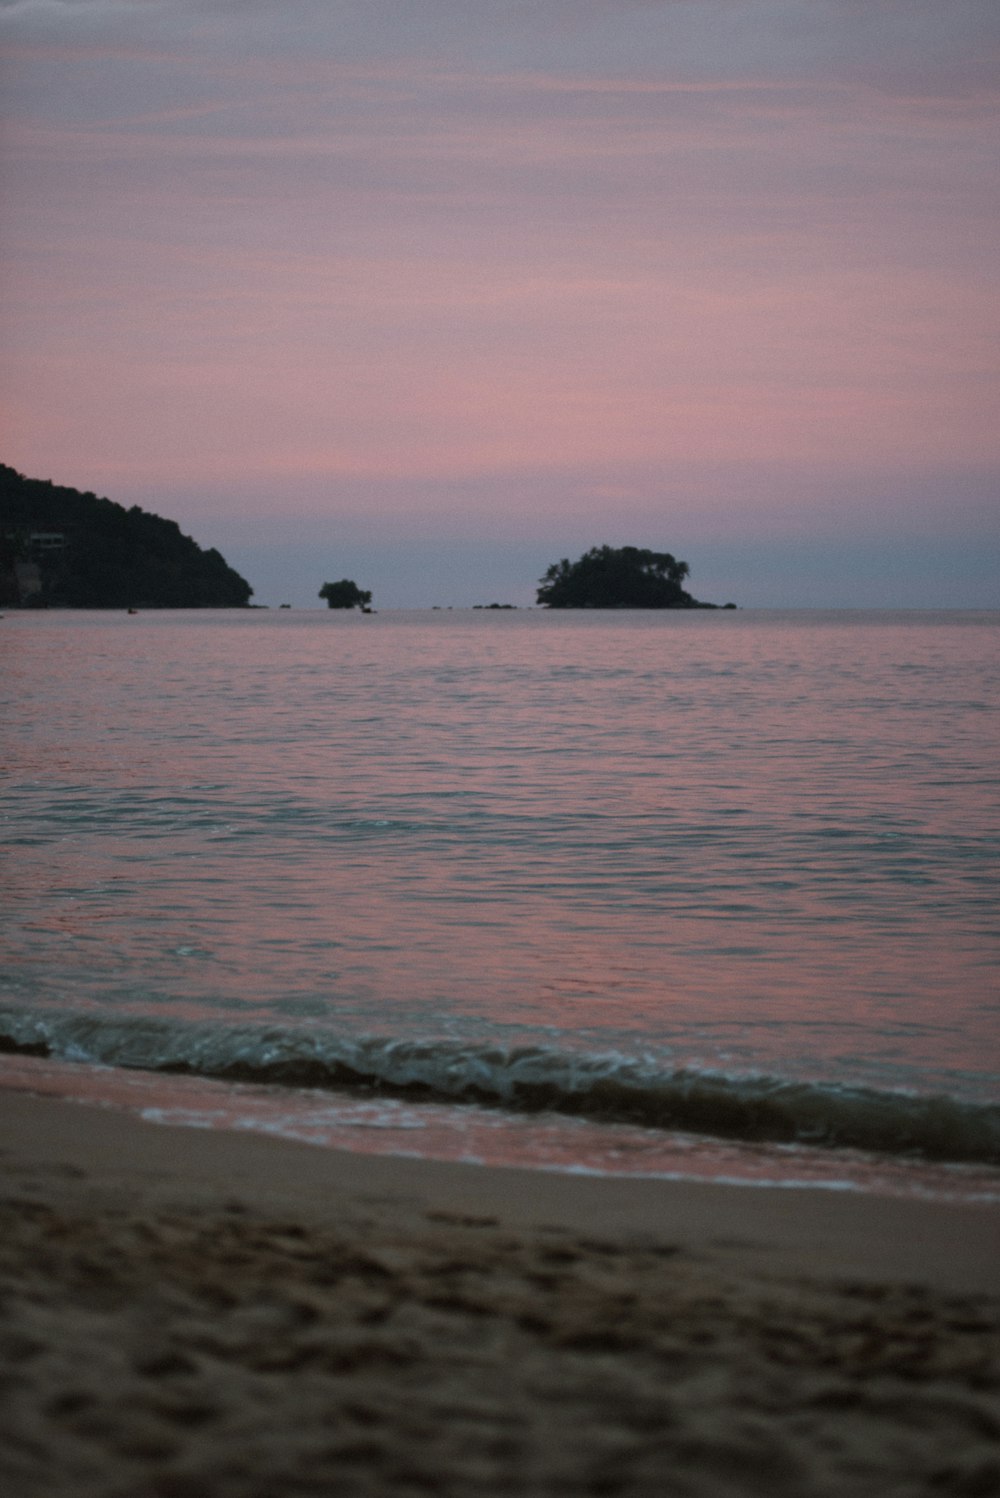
[2,1090,998,1497]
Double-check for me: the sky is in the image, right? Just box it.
[1,0,998,608]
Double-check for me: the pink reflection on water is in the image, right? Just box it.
[5,610,999,1102]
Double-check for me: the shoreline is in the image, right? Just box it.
[3,1043,999,1208]
[2,1092,998,1496]
[3,1090,999,1292]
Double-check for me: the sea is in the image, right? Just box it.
[2,607,998,1204]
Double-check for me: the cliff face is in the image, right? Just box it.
[0,465,253,608]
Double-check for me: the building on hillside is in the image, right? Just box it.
[29,532,67,553]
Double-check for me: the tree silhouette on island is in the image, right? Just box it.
[319,579,373,611]
[537,546,731,609]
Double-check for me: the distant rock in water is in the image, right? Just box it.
[0,464,253,608]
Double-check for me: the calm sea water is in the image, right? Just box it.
[2,608,998,1200]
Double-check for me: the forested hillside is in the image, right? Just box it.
[0,465,252,608]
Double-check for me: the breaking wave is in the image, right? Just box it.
[2,1006,998,1167]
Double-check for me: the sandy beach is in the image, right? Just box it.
[2,1092,998,1497]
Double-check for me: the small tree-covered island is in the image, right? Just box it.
[537,546,734,610]
[0,464,253,608]
[319,579,373,611]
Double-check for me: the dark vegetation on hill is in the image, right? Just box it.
[0,464,253,608]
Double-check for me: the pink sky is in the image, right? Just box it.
[1,1,998,606]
